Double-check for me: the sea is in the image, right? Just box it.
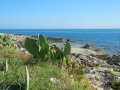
[0,29,120,56]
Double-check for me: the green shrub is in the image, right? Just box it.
[0,35,13,46]
[112,81,120,89]
[106,70,118,78]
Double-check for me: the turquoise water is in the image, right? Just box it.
[0,29,120,55]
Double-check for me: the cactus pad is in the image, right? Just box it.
[25,38,39,56]
[38,34,47,46]
[63,42,71,56]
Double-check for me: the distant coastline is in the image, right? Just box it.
[0,29,120,56]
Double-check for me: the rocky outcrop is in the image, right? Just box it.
[71,53,107,67]
[105,55,120,66]
[47,37,65,43]
[71,53,120,90]
[83,43,92,49]
[71,48,109,57]
[85,67,120,90]
[50,44,59,50]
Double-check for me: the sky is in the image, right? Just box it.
[0,0,120,29]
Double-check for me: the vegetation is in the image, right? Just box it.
[0,34,94,90]
[0,35,13,46]
[112,81,120,90]
[106,70,118,78]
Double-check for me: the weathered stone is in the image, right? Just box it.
[83,43,92,49]
[105,73,112,78]
[97,88,104,90]
[19,48,26,52]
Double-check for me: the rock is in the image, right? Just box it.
[111,77,120,84]
[71,48,109,56]
[71,53,109,67]
[66,39,75,42]
[71,53,78,57]
[47,37,65,43]
[24,51,30,55]
[70,50,120,90]
[105,54,120,66]
[13,43,19,50]
[66,39,70,42]
[84,64,120,90]
[50,44,59,50]
[83,43,92,49]
[86,74,96,79]
[106,73,112,79]
[19,47,26,52]
[114,62,120,66]
[97,87,104,90]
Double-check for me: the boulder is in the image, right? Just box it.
[83,43,92,49]
[105,54,120,66]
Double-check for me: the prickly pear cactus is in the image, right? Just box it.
[38,34,47,46]
[25,38,39,56]
[63,42,71,56]
[39,48,46,59]
[41,43,49,54]
[55,49,63,60]
[49,50,53,59]
[38,43,49,59]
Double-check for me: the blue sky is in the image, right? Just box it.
[0,0,120,29]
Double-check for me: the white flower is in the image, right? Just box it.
[50,78,56,83]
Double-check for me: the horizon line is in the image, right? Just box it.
[0,28,120,29]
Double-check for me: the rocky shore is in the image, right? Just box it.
[0,33,120,90]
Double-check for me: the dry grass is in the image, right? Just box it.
[0,46,29,61]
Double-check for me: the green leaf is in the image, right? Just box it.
[74,67,84,75]
[72,62,75,69]
[38,43,49,59]
[39,47,46,59]
[38,34,47,46]
[25,38,39,56]
[55,49,63,60]
[41,43,49,55]
[63,42,71,56]
[50,50,54,59]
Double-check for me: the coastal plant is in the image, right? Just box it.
[106,70,118,78]
[0,61,4,71]
[0,58,90,90]
[112,81,120,89]
[9,58,23,71]
[0,35,13,46]
[50,42,71,61]
[94,67,98,73]
[0,68,24,90]
[0,59,8,71]
[70,75,79,86]
[25,34,49,60]
[49,42,71,69]
[25,66,29,90]
[5,60,8,71]
[25,34,71,63]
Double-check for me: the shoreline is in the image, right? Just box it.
[0,32,115,57]
[0,32,119,56]
[1,29,120,56]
